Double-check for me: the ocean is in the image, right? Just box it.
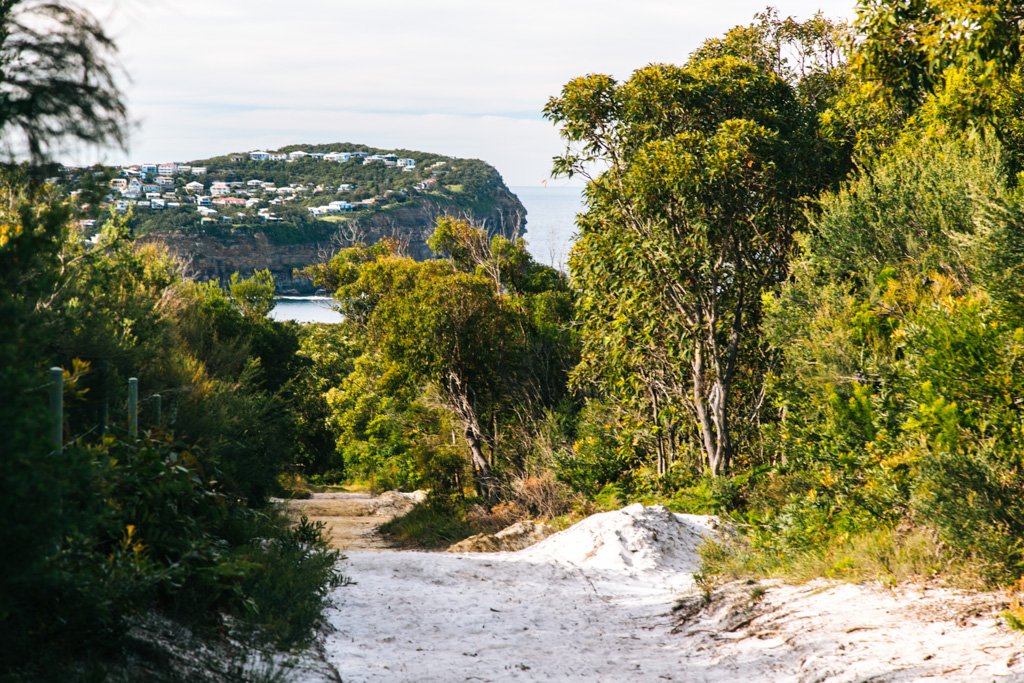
[271,185,585,323]
[513,185,584,271]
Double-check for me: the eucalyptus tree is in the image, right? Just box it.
[546,16,846,476]
[855,0,1024,110]
[306,221,575,493]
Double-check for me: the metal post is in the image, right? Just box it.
[49,367,63,452]
[99,359,109,437]
[153,394,162,427]
[128,377,138,438]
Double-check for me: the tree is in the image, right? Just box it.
[546,23,842,475]
[0,0,127,162]
[230,268,276,319]
[305,219,575,492]
[855,0,1024,110]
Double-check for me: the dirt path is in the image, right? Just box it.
[278,491,424,550]
[307,504,1024,683]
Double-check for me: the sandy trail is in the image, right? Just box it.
[279,491,423,550]
[310,504,1024,683]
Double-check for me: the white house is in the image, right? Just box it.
[158,163,177,176]
[191,167,207,176]
[288,151,309,160]
[185,181,205,193]
[140,163,158,176]
[210,182,231,197]
[249,151,271,161]
[397,158,416,169]
[155,176,175,187]
[327,200,353,212]
[269,152,288,161]
[196,196,213,207]
[246,179,264,188]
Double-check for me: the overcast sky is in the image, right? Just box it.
[77,0,856,186]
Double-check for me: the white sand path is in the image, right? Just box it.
[314,504,1024,683]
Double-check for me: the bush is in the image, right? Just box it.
[1,433,342,678]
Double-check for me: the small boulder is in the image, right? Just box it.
[447,520,556,553]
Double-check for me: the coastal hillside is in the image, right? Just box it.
[62,144,526,292]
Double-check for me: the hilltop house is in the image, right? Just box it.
[158,163,177,176]
[191,166,207,176]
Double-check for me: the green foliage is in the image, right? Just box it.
[306,219,577,493]
[854,0,1024,110]
[755,129,1024,585]
[0,169,340,677]
[547,17,845,477]
[378,500,481,549]
[230,269,276,319]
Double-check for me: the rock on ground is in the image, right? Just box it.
[447,521,556,553]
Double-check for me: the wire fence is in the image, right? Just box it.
[44,366,171,453]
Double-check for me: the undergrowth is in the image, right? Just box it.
[696,524,978,589]
[378,499,481,549]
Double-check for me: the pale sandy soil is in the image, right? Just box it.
[309,504,1024,683]
[278,491,424,550]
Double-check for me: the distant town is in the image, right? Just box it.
[76,148,445,233]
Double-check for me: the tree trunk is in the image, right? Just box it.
[444,371,496,493]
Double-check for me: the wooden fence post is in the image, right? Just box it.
[128,377,138,438]
[49,367,63,452]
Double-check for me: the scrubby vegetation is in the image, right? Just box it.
[293,4,1024,610]
[2,179,342,679]
[13,0,1024,673]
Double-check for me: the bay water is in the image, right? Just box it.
[271,184,584,323]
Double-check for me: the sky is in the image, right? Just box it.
[76,0,857,187]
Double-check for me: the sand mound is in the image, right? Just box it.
[518,504,716,576]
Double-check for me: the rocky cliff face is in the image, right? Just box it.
[140,191,526,294]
